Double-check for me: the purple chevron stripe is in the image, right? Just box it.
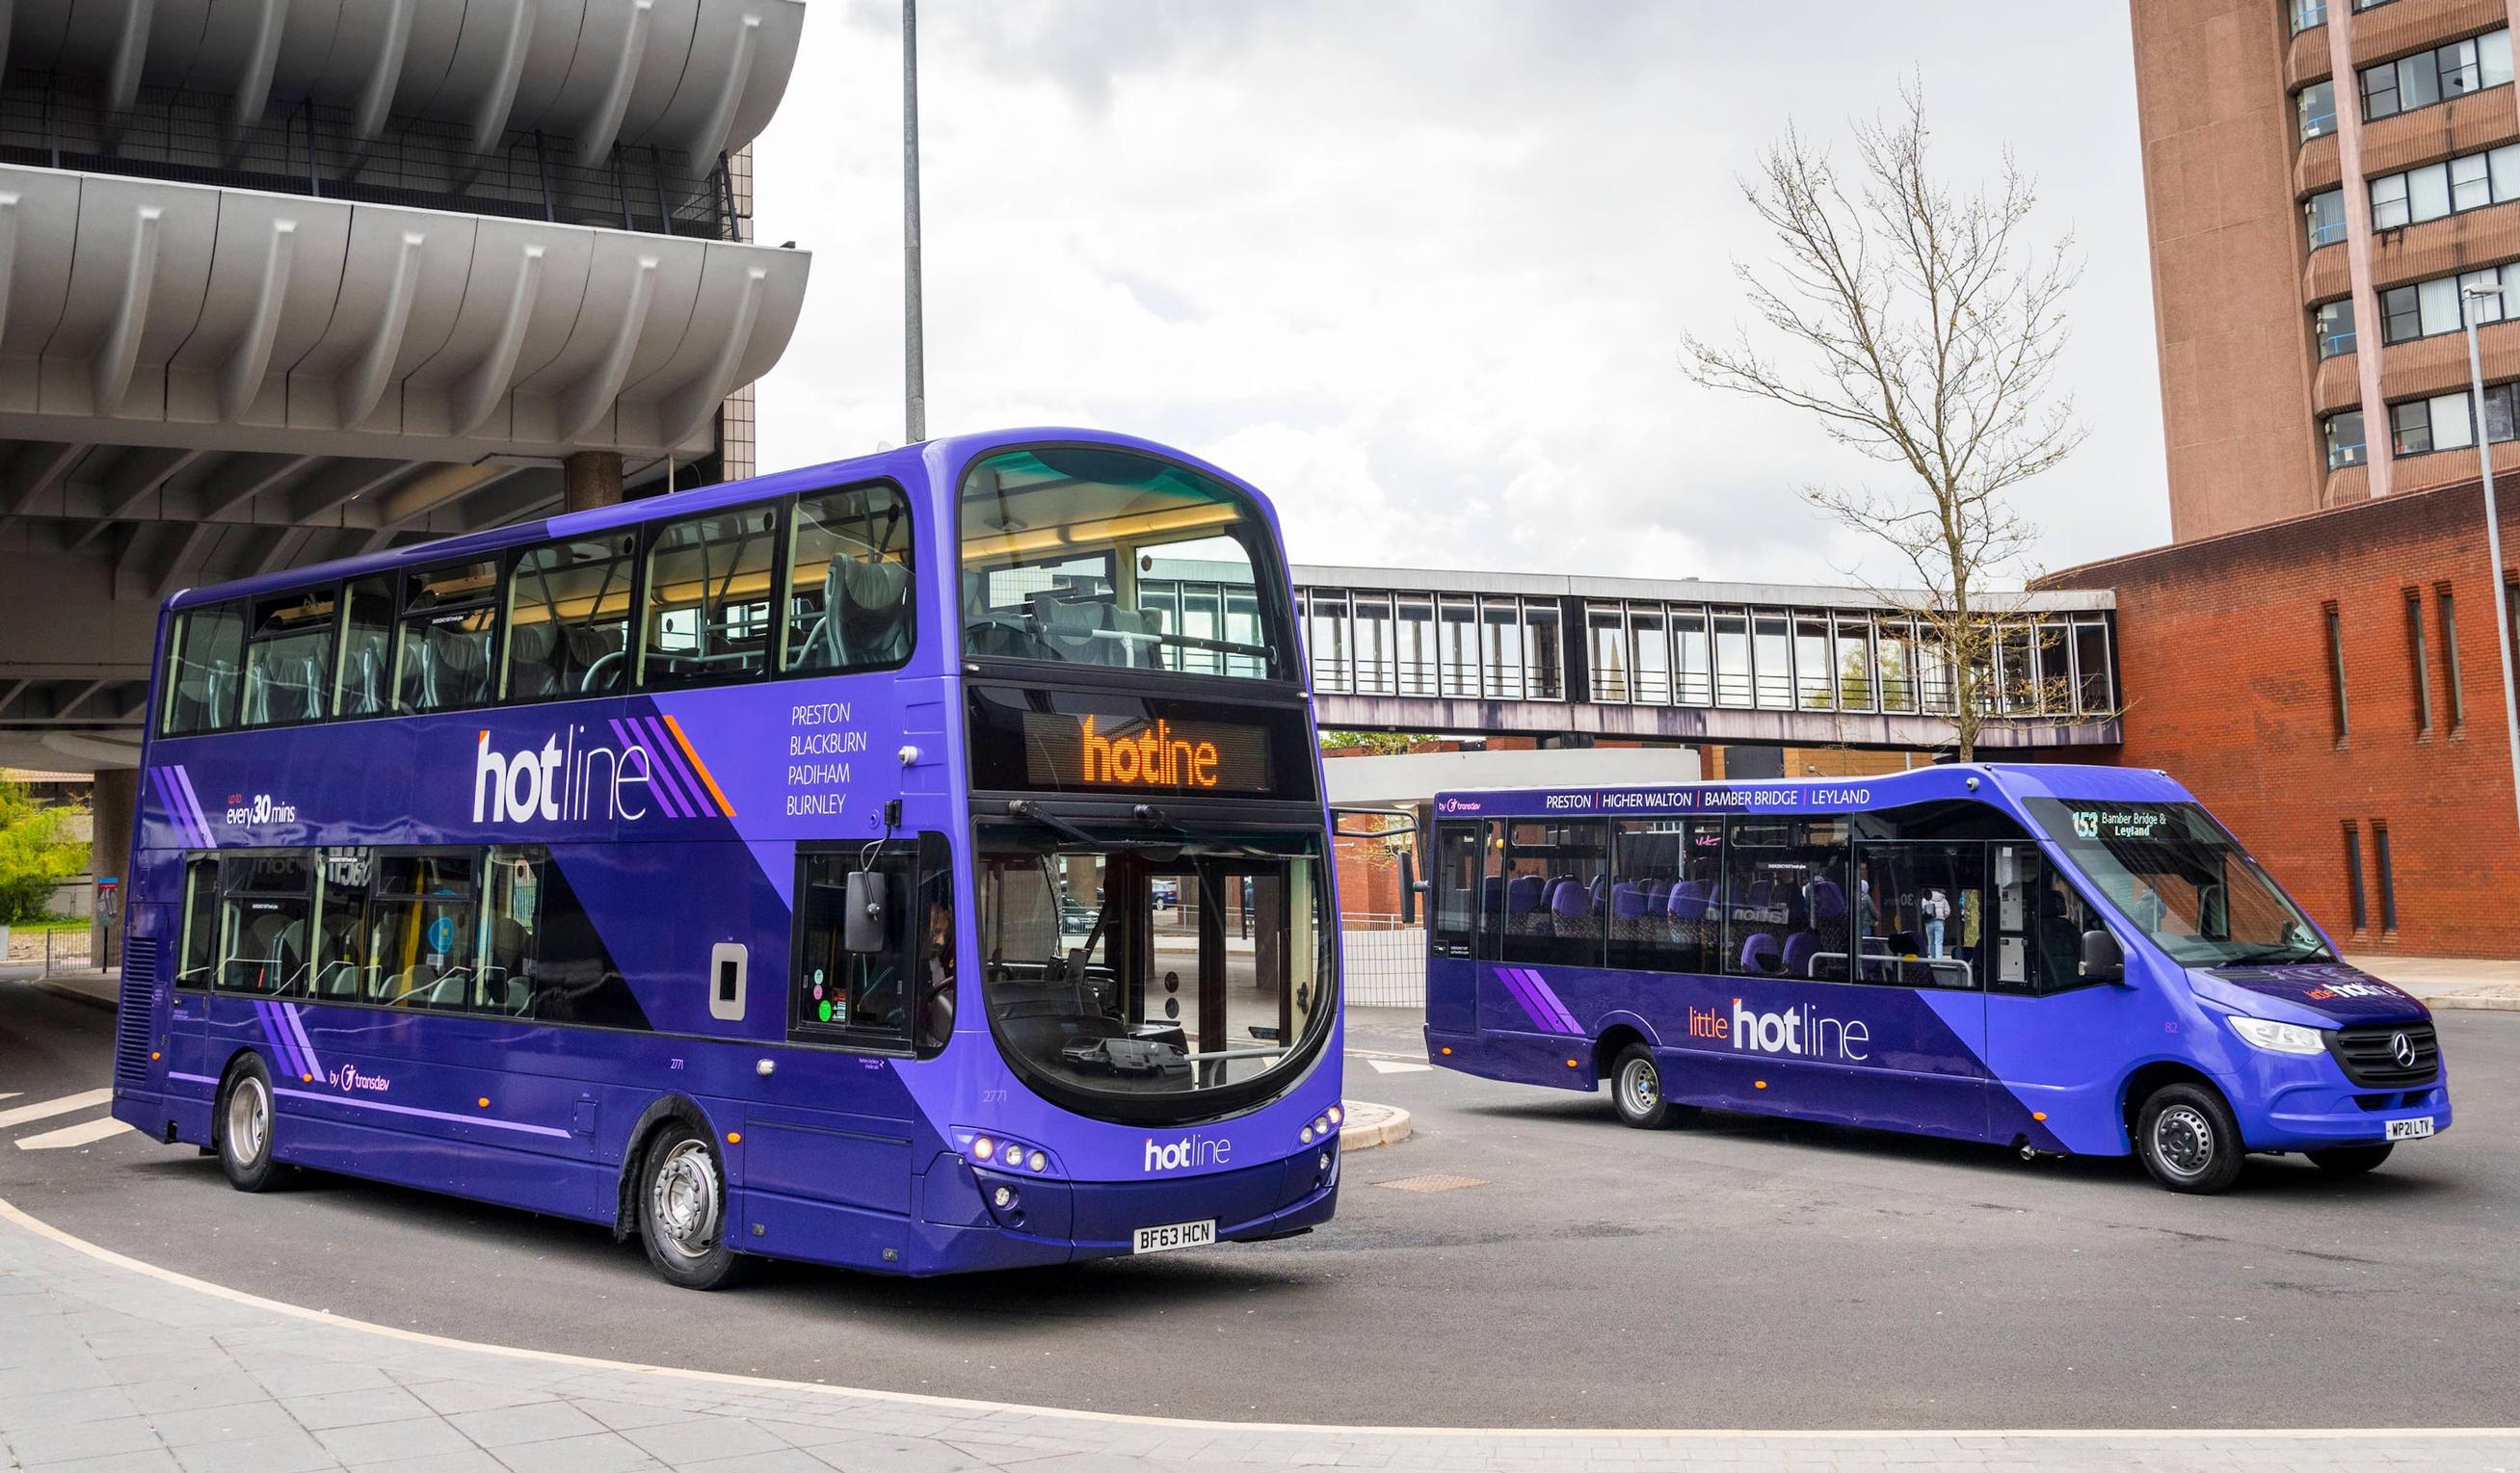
[636,716,705,816]
[153,767,207,849]
[274,1088,572,1140]
[280,1005,322,1077]
[171,766,217,848]
[144,768,185,845]
[607,720,688,817]
[1494,967,1558,1034]
[638,716,715,817]
[255,1002,307,1079]
[1515,969,1583,1034]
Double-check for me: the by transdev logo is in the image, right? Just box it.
[1731,997,1870,1062]
[1143,1133,1233,1172]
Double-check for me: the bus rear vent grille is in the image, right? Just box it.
[2326,1021,2438,1088]
[112,938,157,1084]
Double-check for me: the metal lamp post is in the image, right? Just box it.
[902,0,925,444]
[2457,281,2520,846]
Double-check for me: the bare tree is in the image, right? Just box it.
[1682,84,2084,759]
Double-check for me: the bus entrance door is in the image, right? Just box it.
[1847,840,1991,1141]
[1423,822,1485,1037]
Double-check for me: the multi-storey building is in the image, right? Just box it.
[0,0,815,946]
[2135,0,2520,539]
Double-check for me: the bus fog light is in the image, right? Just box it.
[1027,1150,1048,1171]
[1317,1152,1331,1171]
[972,1137,995,1161]
[993,1186,1016,1209]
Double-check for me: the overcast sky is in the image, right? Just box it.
[750,2,2160,589]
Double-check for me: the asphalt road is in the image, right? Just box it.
[4,975,2516,1431]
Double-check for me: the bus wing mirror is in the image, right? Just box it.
[844,871,890,954]
[1398,851,1419,926]
[2080,929,2126,986]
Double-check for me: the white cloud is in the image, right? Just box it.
[753,1,2162,589]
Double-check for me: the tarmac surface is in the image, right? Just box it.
[3,974,2517,1436]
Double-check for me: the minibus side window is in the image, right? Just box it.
[1988,844,2106,994]
[1499,820,1607,968]
[1721,819,1851,982]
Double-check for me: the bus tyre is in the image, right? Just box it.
[2307,1143,2393,1175]
[1610,1043,1688,1130]
[639,1125,744,1290]
[2135,1083,2244,1195]
[216,1057,290,1193]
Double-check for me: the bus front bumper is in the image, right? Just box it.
[902,1143,1341,1275]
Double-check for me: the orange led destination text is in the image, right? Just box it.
[1079,716,1222,789]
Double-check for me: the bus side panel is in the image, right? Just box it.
[1986,981,2179,1157]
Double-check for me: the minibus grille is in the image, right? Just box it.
[2325,1021,2439,1087]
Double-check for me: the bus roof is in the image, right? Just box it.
[162,426,1273,614]
[1427,762,2188,821]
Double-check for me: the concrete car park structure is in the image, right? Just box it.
[0,0,811,778]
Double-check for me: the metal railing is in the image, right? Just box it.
[1339,914,1426,1010]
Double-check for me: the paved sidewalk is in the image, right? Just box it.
[2350,954,2520,1011]
[1,1201,2513,1472]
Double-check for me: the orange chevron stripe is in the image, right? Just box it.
[661,713,735,817]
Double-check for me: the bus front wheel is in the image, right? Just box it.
[1611,1043,1690,1130]
[638,1124,745,1290]
[216,1057,291,1193]
[2135,1082,2244,1194]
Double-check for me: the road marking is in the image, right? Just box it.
[1365,1058,1433,1074]
[0,1093,18,1103]
[0,1090,112,1129]
[2,1196,2514,1443]
[14,1118,134,1151]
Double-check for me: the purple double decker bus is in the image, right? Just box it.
[110,431,1344,1285]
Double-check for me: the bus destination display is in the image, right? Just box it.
[1021,712,1272,794]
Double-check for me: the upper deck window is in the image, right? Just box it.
[161,604,248,735]
[507,535,635,699]
[784,483,915,674]
[645,504,780,687]
[239,591,336,727]
[395,560,501,713]
[960,447,1292,682]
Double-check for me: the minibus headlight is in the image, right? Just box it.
[2228,1014,2326,1055]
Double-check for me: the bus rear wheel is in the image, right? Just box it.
[216,1057,291,1193]
[2135,1082,2244,1194]
[638,1125,744,1290]
[2306,1143,2393,1175]
[1610,1043,1690,1130]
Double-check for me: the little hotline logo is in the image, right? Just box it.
[1686,997,1871,1062]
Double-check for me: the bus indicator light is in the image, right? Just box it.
[2031,1112,2048,1122]
[1754,1081,1767,1090]
[727,1132,741,1144]
[477,1097,490,1108]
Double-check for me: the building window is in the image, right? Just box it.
[2314,299,2356,357]
[2379,265,2506,345]
[2365,146,2520,228]
[2406,589,2434,734]
[2373,822,2399,933]
[2305,188,2348,248]
[2389,381,2520,456]
[2438,586,2466,729]
[2293,0,2326,32]
[2342,823,2368,932]
[2361,30,2515,122]
[2325,601,2349,741]
[2324,408,2367,468]
[2298,80,2338,141]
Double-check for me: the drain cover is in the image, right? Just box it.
[1374,1172,1487,1194]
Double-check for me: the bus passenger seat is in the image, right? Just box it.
[508,623,558,697]
[1738,933,1782,975]
[1550,881,1599,938]
[1031,592,1106,663]
[1781,931,1819,977]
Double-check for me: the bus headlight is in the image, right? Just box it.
[2228,1015,2325,1055]
[1027,1150,1048,1172]
[1326,1105,1343,1125]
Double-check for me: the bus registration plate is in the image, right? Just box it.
[2384,1117,2434,1141]
[1132,1219,1217,1255]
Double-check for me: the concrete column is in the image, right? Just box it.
[89,767,135,972]
[2327,6,2394,500]
[563,451,624,512]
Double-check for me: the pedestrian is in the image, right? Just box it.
[1922,887,1950,960]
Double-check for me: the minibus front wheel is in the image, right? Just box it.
[2135,1082,2244,1194]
